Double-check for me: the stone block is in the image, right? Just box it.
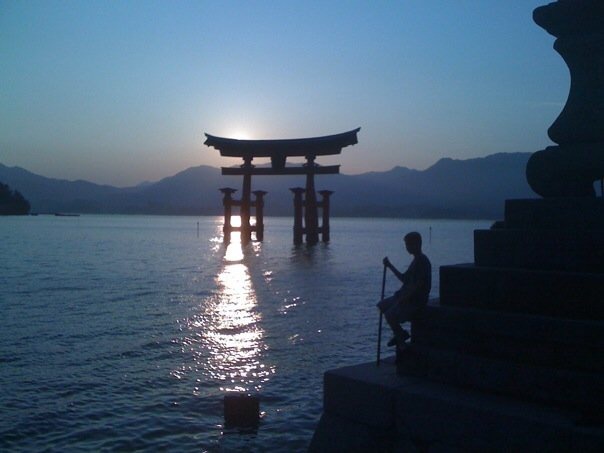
[504,198,604,230]
[571,425,604,452]
[313,360,604,451]
[322,358,421,428]
[395,379,576,451]
[411,306,604,373]
[439,264,604,319]
[474,228,604,272]
[398,345,604,412]
[223,394,259,428]
[308,412,414,452]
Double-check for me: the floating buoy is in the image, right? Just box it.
[223,393,259,428]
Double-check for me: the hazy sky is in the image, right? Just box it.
[1,0,567,187]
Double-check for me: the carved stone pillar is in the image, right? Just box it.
[527,1,604,197]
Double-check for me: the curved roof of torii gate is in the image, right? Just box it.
[204,127,360,158]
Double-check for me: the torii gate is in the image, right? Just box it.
[204,128,360,245]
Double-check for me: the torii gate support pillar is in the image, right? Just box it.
[290,188,305,245]
[253,190,267,242]
[319,190,334,243]
[220,188,237,244]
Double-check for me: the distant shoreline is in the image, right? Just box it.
[13,212,497,222]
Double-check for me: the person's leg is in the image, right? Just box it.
[379,296,405,346]
[384,304,409,343]
[396,302,424,341]
[377,294,397,312]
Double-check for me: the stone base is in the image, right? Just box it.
[406,305,604,413]
[474,228,604,272]
[310,196,604,449]
[464,198,604,318]
[406,303,604,413]
[504,198,604,230]
[309,359,604,452]
[310,301,604,451]
[412,305,604,374]
[526,145,604,198]
[440,264,604,319]
[475,198,604,273]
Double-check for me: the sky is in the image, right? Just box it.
[1,0,568,187]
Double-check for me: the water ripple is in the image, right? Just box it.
[0,215,485,451]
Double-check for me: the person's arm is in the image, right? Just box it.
[383,256,406,283]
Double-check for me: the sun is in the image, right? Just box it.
[230,130,251,140]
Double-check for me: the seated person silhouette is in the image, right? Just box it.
[377,231,431,351]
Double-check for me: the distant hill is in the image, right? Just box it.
[0,182,31,215]
[0,152,536,218]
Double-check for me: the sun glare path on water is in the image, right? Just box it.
[224,216,243,263]
[180,216,273,394]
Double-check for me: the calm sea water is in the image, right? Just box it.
[0,215,491,452]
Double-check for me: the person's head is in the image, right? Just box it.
[404,231,422,255]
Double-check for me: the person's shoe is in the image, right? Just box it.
[387,330,410,347]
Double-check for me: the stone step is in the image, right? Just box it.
[313,359,604,452]
[504,198,604,230]
[322,357,409,429]
[474,228,604,272]
[439,264,604,319]
[412,305,604,373]
[397,345,604,414]
[395,371,604,452]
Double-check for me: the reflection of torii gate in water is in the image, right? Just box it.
[204,128,360,245]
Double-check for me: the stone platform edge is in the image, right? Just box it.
[308,359,604,452]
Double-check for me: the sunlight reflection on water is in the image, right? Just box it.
[188,228,273,394]
[224,236,244,263]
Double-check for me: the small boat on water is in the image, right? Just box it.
[54,213,80,217]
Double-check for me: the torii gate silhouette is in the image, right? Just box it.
[204,128,360,245]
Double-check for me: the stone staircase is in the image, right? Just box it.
[310,199,604,451]
[405,305,604,417]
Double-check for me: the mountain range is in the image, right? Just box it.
[0,152,536,219]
